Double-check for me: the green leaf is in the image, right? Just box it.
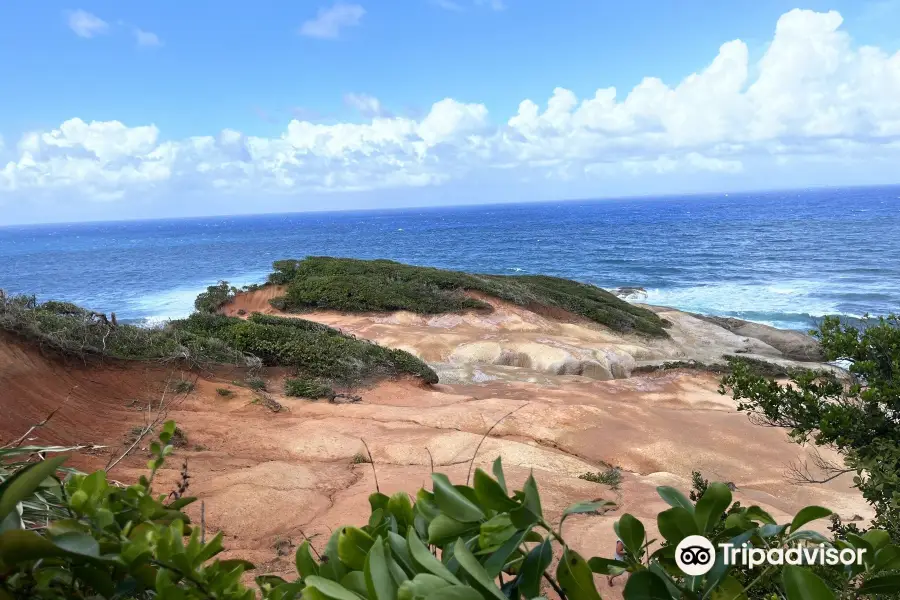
[519,538,553,599]
[492,457,508,494]
[388,531,417,577]
[407,526,461,585]
[862,530,891,551]
[370,492,391,512]
[622,570,672,600]
[304,575,367,600]
[657,507,699,546]
[510,473,543,529]
[614,513,646,557]
[297,540,320,580]
[781,565,835,600]
[694,482,732,535]
[338,527,375,571]
[431,474,485,523]
[51,532,99,557]
[389,492,416,531]
[0,455,68,522]
[425,587,484,600]
[321,529,348,581]
[473,469,518,512]
[479,514,517,550]
[366,538,399,600]
[398,574,452,600]
[341,572,369,597]
[587,556,627,575]
[483,527,531,578]
[656,486,695,514]
[789,506,832,533]
[557,548,601,600]
[428,514,478,546]
[858,574,900,595]
[709,575,748,600]
[560,500,615,534]
[874,545,900,572]
[743,505,776,525]
[452,538,507,600]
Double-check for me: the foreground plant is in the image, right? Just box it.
[2,424,899,599]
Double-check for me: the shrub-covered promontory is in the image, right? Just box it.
[0,293,437,386]
[264,257,669,337]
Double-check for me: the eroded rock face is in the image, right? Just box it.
[223,288,827,382]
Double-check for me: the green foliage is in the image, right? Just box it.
[0,294,257,368]
[3,438,900,599]
[264,257,669,337]
[578,464,623,489]
[173,312,438,386]
[722,314,900,542]
[284,378,335,399]
[245,377,268,391]
[194,281,238,314]
[172,379,196,394]
[216,387,235,398]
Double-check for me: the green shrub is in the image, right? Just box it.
[245,376,267,391]
[216,387,235,397]
[579,464,623,489]
[351,452,372,464]
[284,377,334,399]
[2,430,897,600]
[172,379,195,394]
[194,280,237,313]
[262,257,669,337]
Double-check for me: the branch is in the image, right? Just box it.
[2,393,72,449]
[466,403,529,485]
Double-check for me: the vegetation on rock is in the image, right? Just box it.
[722,314,900,543]
[262,257,669,337]
[284,377,335,399]
[2,424,899,599]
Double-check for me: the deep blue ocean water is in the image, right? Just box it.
[1,186,899,331]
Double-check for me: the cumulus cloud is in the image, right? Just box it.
[134,29,162,47]
[67,9,108,38]
[5,9,900,202]
[299,3,365,39]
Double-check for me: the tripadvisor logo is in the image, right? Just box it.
[674,535,866,576]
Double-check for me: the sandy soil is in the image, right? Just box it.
[0,293,869,599]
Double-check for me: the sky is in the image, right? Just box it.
[1,1,899,224]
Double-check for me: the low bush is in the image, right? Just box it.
[579,464,623,489]
[2,425,898,600]
[216,387,235,397]
[263,257,669,337]
[194,281,238,314]
[245,376,267,391]
[284,377,334,399]
[172,379,195,394]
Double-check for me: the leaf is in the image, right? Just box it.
[587,557,627,575]
[366,538,399,600]
[781,565,836,600]
[432,474,485,523]
[320,529,348,581]
[483,527,531,578]
[694,482,732,535]
[509,473,543,529]
[862,530,891,551]
[428,514,478,546]
[789,506,833,533]
[622,570,672,600]
[389,492,416,531]
[0,455,68,522]
[709,575,748,600]
[557,548,601,600]
[425,588,485,600]
[743,505,776,525]
[296,540,320,580]
[304,575,367,600]
[614,513,646,557]
[479,514,517,550]
[519,538,553,599]
[656,506,700,545]
[656,486,695,514]
[51,532,100,557]
[407,526,461,585]
[492,457,508,494]
[388,531,417,577]
[452,538,507,600]
[875,545,900,572]
[473,469,517,512]
[398,574,452,600]
[858,574,900,594]
[370,492,391,513]
[341,572,369,597]
[560,500,615,534]
[338,527,375,571]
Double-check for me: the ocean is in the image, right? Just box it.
[1,186,898,331]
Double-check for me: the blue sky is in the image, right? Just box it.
[1,1,899,224]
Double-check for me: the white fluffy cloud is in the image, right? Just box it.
[67,10,108,38]
[5,9,900,202]
[299,3,365,39]
[134,29,162,47]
